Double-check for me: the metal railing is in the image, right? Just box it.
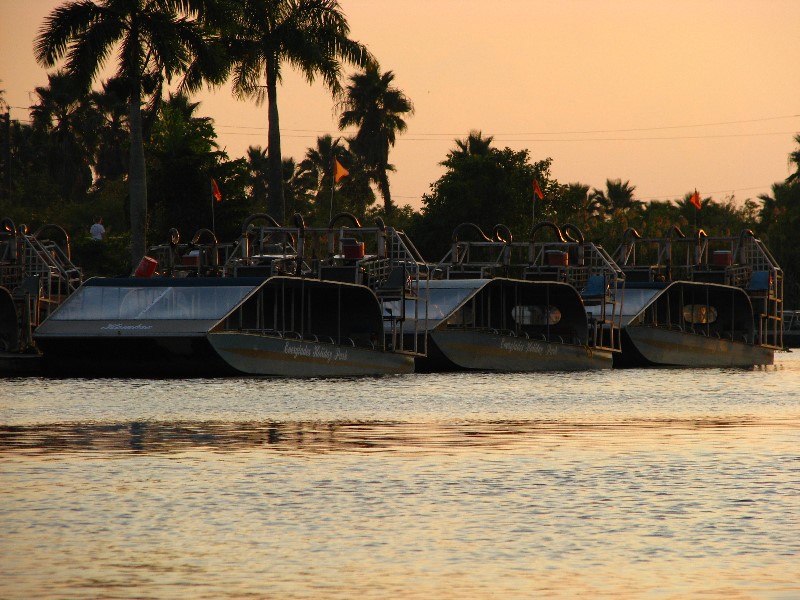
[430,222,624,353]
[148,214,429,357]
[0,219,82,351]
[613,227,783,348]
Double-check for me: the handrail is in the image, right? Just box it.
[562,223,584,244]
[621,227,641,243]
[293,214,305,275]
[666,225,686,239]
[616,227,641,266]
[451,222,492,243]
[238,213,296,257]
[694,229,708,265]
[32,224,72,260]
[733,228,755,264]
[328,212,361,229]
[492,224,513,244]
[241,213,282,234]
[1,217,16,236]
[529,221,566,243]
[190,228,218,246]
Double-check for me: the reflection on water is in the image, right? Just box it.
[1,417,798,456]
[1,353,799,599]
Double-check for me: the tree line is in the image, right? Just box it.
[0,0,797,305]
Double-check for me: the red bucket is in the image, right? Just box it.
[343,242,365,259]
[341,238,365,259]
[546,251,568,266]
[134,256,158,278]
[712,250,732,266]
[181,249,200,266]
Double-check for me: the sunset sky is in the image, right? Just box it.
[2,0,799,211]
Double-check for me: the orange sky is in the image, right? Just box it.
[2,0,799,211]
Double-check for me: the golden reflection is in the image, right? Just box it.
[1,417,797,456]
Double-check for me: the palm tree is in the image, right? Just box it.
[448,130,494,161]
[295,135,345,220]
[89,77,130,184]
[224,0,373,223]
[559,182,595,227]
[30,71,97,202]
[147,93,222,234]
[295,135,375,222]
[246,145,270,208]
[338,65,413,216]
[297,134,341,192]
[590,178,642,218]
[35,0,219,267]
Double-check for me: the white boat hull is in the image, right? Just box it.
[209,332,414,377]
[620,326,774,367]
[427,329,612,371]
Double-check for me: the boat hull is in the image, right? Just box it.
[0,352,43,376]
[38,335,238,377]
[616,325,775,368]
[209,332,414,377]
[418,329,612,372]
[785,332,800,348]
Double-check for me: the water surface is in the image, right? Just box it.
[2,353,799,598]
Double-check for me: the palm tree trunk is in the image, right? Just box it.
[378,169,394,217]
[128,85,148,269]
[266,58,284,223]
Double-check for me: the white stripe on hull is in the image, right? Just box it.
[209,333,414,377]
[430,330,612,371]
[625,326,774,367]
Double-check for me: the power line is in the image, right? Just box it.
[216,129,797,142]
[474,131,797,143]
[8,102,797,142]
[409,114,800,136]
[214,113,800,137]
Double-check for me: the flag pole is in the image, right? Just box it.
[211,180,216,234]
[329,170,335,222]
[330,139,341,222]
[690,189,700,233]
[532,178,544,229]
[330,157,350,221]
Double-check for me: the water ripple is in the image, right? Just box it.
[1,353,799,598]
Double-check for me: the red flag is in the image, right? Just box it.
[334,159,349,183]
[533,179,544,200]
[690,189,701,210]
[211,178,222,202]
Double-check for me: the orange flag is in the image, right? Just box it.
[211,178,222,202]
[334,159,349,183]
[690,189,701,210]
[533,179,544,200]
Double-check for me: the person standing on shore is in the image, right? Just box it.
[90,216,106,241]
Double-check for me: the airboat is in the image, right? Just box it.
[402,221,624,372]
[0,218,82,374]
[34,213,427,377]
[612,227,782,367]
